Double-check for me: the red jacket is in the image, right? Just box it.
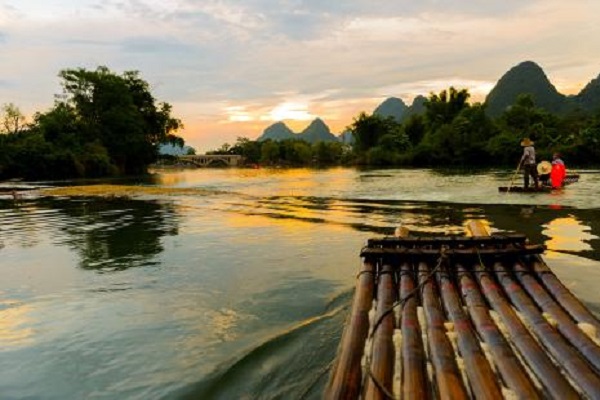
[550,162,566,188]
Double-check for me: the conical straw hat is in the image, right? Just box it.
[537,161,552,175]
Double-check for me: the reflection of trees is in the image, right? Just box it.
[478,205,600,260]
[278,197,600,260]
[44,197,179,271]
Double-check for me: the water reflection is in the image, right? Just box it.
[55,198,179,271]
[543,216,597,252]
[0,299,34,348]
[1,197,180,271]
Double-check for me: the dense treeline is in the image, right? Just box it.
[215,87,600,168]
[0,67,183,180]
[207,138,351,166]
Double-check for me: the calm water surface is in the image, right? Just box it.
[2,168,600,399]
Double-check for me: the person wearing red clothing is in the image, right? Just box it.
[550,153,566,188]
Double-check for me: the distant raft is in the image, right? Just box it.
[499,173,580,193]
[325,221,600,399]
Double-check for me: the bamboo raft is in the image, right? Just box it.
[325,221,600,399]
[498,173,580,193]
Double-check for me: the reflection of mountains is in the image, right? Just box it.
[45,197,179,271]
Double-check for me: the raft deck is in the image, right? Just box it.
[499,173,580,193]
[326,221,600,399]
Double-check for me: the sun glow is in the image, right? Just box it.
[261,102,314,122]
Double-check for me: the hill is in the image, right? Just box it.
[257,122,295,141]
[257,118,337,143]
[575,73,600,112]
[373,97,408,122]
[297,118,338,142]
[159,143,195,156]
[485,61,568,116]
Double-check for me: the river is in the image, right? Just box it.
[1,167,600,399]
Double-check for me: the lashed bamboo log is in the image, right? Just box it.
[361,245,544,258]
[531,255,600,334]
[512,260,600,373]
[457,263,541,399]
[364,263,396,400]
[418,262,468,400]
[368,233,527,247]
[466,220,578,398]
[437,264,504,399]
[494,262,600,398]
[326,260,375,399]
[399,262,428,399]
[475,262,579,399]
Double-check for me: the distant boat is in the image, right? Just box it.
[499,173,579,193]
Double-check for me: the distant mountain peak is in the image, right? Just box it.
[257,121,295,141]
[485,60,566,116]
[374,97,408,122]
[298,118,337,143]
[257,118,337,143]
[576,73,600,111]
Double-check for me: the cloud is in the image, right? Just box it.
[1,0,599,152]
[119,36,196,54]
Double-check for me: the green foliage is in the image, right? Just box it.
[424,87,470,130]
[348,112,409,164]
[0,66,183,179]
[230,137,261,164]
[403,114,426,145]
[260,140,280,165]
[1,103,27,134]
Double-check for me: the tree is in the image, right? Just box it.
[230,137,261,164]
[54,66,183,174]
[1,103,26,135]
[349,113,403,154]
[424,87,470,130]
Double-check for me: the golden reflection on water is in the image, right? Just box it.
[0,299,34,348]
[543,216,597,254]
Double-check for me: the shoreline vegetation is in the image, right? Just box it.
[207,88,600,170]
[2,67,600,181]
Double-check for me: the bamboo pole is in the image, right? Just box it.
[326,260,375,399]
[456,263,541,399]
[399,262,428,399]
[494,262,600,398]
[531,255,600,334]
[437,264,504,399]
[418,262,469,400]
[475,262,579,399]
[364,263,396,400]
[512,260,600,373]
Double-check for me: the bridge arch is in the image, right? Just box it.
[178,154,244,168]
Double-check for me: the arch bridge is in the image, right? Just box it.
[179,154,244,168]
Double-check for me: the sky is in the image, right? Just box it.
[1,1,599,152]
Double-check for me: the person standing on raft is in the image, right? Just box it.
[550,152,566,188]
[520,138,539,189]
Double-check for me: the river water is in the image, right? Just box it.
[1,167,600,399]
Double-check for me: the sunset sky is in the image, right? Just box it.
[1,0,599,152]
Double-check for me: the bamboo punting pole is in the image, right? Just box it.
[326,260,375,399]
[399,262,428,399]
[494,262,600,398]
[364,263,396,400]
[437,265,504,399]
[456,263,541,399]
[475,262,579,399]
[418,262,469,400]
[512,261,600,373]
[531,255,600,334]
